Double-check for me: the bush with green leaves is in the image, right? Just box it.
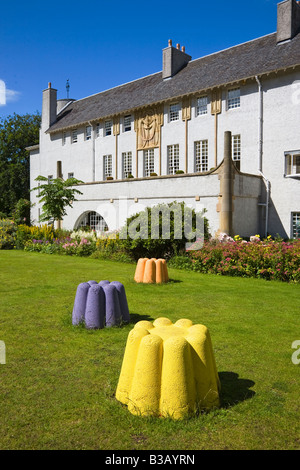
[119,202,209,260]
[0,219,17,249]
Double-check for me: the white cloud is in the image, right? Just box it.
[0,80,21,106]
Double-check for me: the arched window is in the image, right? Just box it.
[75,211,108,232]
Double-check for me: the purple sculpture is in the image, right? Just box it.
[72,280,130,329]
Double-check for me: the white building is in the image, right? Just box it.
[28,0,300,239]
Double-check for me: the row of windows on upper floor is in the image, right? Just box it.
[62,88,241,145]
[49,135,241,183]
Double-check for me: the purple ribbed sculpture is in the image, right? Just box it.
[72,280,130,329]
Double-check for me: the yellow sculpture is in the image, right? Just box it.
[115,317,220,419]
[134,258,169,284]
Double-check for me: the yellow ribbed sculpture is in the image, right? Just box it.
[134,258,169,284]
[115,317,220,419]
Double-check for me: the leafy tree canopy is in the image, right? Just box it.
[32,176,83,225]
[0,112,41,216]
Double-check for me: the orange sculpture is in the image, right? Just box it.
[134,258,169,284]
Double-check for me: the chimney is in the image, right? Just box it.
[277,0,300,43]
[42,82,57,131]
[162,40,192,79]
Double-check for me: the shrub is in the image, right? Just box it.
[0,219,17,249]
[15,224,63,249]
[119,202,210,260]
[12,199,32,226]
[187,236,300,283]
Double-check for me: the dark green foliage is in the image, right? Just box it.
[32,176,83,225]
[0,113,41,215]
[119,201,209,260]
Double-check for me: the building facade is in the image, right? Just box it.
[28,0,300,239]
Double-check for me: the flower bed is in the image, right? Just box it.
[186,234,300,283]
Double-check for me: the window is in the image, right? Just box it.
[124,115,131,132]
[227,88,240,109]
[122,151,132,178]
[105,120,112,136]
[103,155,113,179]
[232,134,241,170]
[72,129,78,143]
[195,140,208,172]
[196,96,208,116]
[96,123,100,138]
[144,149,154,176]
[86,125,92,141]
[48,175,53,184]
[285,152,300,176]
[292,213,300,239]
[169,103,180,122]
[68,172,74,179]
[79,211,108,232]
[167,144,179,174]
[62,131,67,146]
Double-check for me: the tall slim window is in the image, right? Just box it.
[72,129,78,143]
[86,125,92,140]
[227,88,240,109]
[232,134,241,170]
[169,103,180,122]
[144,149,154,176]
[96,123,100,137]
[122,151,132,178]
[105,120,112,136]
[124,115,131,132]
[62,131,67,146]
[292,213,300,239]
[195,140,208,172]
[196,96,208,116]
[48,175,53,184]
[167,144,179,174]
[68,172,74,179]
[103,155,112,179]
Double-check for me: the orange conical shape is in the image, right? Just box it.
[155,259,164,284]
[134,258,148,283]
[161,259,169,282]
[143,258,156,283]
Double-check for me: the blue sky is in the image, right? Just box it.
[0,0,279,119]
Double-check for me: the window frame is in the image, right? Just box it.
[124,115,132,132]
[232,134,241,170]
[227,87,241,110]
[167,144,180,175]
[285,151,300,177]
[169,103,180,122]
[144,148,154,177]
[122,151,133,178]
[196,96,208,116]
[105,120,112,136]
[103,154,113,180]
[85,125,92,141]
[71,129,78,144]
[194,140,208,172]
[292,212,300,239]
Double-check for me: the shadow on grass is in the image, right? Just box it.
[129,313,155,324]
[219,371,255,408]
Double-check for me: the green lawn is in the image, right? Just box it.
[0,250,299,450]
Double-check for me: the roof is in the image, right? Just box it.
[48,32,300,133]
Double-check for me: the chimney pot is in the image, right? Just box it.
[168,39,172,47]
[48,82,51,88]
[181,46,185,52]
[176,43,180,50]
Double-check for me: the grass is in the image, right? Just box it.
[0,250,299,450]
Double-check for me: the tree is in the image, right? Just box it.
[0,113,41,216]
[32,176,83,226]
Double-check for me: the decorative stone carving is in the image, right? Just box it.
[135,107,163,150]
